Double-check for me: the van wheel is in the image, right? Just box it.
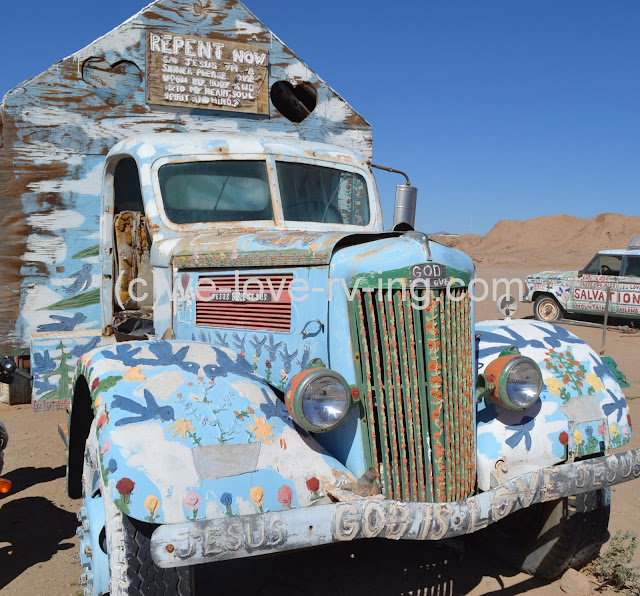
[478,488,610,579]
[534,295,563,322]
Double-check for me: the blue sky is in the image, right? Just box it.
[1,0,638,234]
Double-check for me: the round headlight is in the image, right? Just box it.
[285,368,351,433]
[504,358,543,410]
[485,353,542,411]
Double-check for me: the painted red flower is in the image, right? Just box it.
[91,378,99,392]
[598,424,605,436]
[628,414,633,429]
[116,477,135,496]
[559,431,569,446]
[278,485,293,507]
[265,360,272,369]
[97,414,107,428]
[247,407,254,414]
[306,477,320,493]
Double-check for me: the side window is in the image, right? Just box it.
[583,254,621,276]
[114,157,144,213]
[624,256,640,278]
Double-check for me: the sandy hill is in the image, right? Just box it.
[432,213,640,269]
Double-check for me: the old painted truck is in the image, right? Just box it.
[1,1,638,594]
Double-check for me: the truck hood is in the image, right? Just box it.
[164,230,402,269]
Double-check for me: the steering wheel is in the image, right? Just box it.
[599,265,613,275]
[284,200,343,224]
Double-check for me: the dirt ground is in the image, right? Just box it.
[0,263,639,595]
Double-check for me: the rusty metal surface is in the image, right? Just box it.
[150,447,640,568]
[350,274,474,504]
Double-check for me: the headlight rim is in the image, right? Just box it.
[496,355,543,411]
[285,367,351,433]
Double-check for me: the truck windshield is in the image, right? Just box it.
[158,160,273,224]
[277,161,370,225]
[157,159,370,226]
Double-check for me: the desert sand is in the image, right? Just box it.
[0,213,638,595]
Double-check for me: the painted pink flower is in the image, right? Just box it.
[181,273,189,290]
[183,491,201,511]
[97,414,107,428]
[623,426,630,438]
[265,360,272,369]
[278,485,293,507]
[101,439,111,455]
[598,424,605,437]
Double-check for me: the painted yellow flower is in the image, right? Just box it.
[94,396,103,408]
[250,486,264,507]
[545,376,563,397]
[585,371,605,393]
[144,495,160,519]
[247,415,274,445]
[610,423,619,437]
[573,429,583,445]
[168,418,195,440]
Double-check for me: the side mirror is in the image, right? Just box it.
[392,185,417,231]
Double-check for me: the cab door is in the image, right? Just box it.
[571,253,622,316]
[617,255,640,318]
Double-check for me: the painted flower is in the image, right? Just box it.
[585,372,604,393]
[183,491,201,511]
[181,273,189,291]
[250,486,264,511]
[220,492,232,507]
[627,414,632,429]
[247,415,274,445]
[265,360,272,369]
[610,423,619,437]
[278,485,293,508]
[306,477,320,493]
[116,478,135,504]
[574,429,583,445]
[94,396,103,408]
[97,414,107,428]
[598,424,605,437]
[545,377,563,397]
[168,418,195,440]
[558,431,569,446]
[280,370,288,381]
[253,355,259,364]
[623,426,630,438]
[101,439,111,455]
[91,378,100,392]
[246,407,254,414]
[145,495,160,520]
[585,426,593,438]
[108,459,118,473]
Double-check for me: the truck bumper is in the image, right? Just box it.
[151,448,640,568]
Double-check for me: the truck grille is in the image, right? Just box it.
[196,274,293,332]
[350,285,474,503]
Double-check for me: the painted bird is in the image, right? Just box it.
[37,313,86,333]
[111,389,175,427]
[63,263,93,295]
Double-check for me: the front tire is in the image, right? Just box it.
[478,488,610,579]
[534,294,563,322]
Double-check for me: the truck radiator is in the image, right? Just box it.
[350,286,474,503]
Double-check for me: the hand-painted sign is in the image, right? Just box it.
[146,31,269,114]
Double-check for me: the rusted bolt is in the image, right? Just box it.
[165,544,175,554]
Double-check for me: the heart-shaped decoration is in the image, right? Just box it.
[270,80,317,123]
[82,58,142,106]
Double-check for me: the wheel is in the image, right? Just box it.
[534,294,563,322]
[78,433,194,595]
[477,488,610,579]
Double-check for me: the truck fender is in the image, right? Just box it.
[475,320,631,491]
[67,340,358,524]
